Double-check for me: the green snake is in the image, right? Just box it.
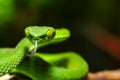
[0,26,88,80]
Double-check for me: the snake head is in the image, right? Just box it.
[25,26,56,43]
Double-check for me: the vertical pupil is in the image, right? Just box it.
[52,31,56,38]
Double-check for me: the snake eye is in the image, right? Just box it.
[47,29,56,39]
[25,29,29,37]
[25,29,33,40]
[25,29,31,38]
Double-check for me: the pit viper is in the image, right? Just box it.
[0,26,88,80]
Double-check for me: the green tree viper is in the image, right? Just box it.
[0,26,88,80]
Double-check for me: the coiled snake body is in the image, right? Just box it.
[0,26,88,80]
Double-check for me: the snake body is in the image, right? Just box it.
[0,26,88,80]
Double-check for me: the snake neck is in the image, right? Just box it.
[14,38,34,56]
[0,38,34,75]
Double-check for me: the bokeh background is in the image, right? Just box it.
[0,0,120,72]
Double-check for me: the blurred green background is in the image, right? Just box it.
[0,0,120,72]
